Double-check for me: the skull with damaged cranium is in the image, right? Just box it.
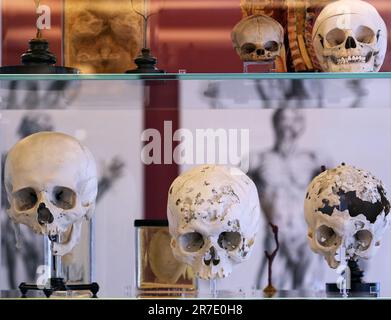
[231,14,284,62]
[4,132,98,256]
[312,0,388,72]
[304,164,390,269]
[167,165,261,280]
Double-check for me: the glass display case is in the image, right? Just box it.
[0,0,390,300]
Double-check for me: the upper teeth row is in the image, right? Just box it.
[336,56,366,64]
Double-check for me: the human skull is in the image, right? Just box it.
[5,132,98,256]
[312,0,388,72]
[304,164,390,269]
[167,165,261,280]
[231,15,284,62]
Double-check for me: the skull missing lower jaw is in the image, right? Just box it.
[304,164,390,269]
[231,14,284,62]
[4,132,98,256]
[312,0,388,72]
[167,165,261,280]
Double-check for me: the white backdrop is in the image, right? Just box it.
[180,79,391,296]
[0,80,144,297]
[0,78,390,297]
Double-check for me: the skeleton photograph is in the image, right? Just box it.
[249,108,328,290]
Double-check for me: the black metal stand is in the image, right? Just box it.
[326,259,379,297]
[0,38,79,74]
[126,48,165,74]
[19,278,99,298]
[19,235,99,298]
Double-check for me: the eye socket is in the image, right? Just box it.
[13,188,37,211]
[355,25,375,44]
[218,231,241,251]
[326,28,346,47]
[52,186,76,210]
[264,41,279,52]
[180,232,204,252]
[316,225,337,247]
[354,229,372,251]
[241,43,256,55]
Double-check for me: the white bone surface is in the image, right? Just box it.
[312,0,387,72]
[167,165,261,280]
[5,132,98,256]
[304,164,390,268]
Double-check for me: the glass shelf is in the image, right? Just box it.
[1,72,391,81]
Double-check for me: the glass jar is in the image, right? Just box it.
[134,220,197,296]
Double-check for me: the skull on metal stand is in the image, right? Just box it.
[304,164,390,269]
[167,165,261,280]
[5,131,98,257]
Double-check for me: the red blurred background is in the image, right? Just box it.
[2,0,390,70]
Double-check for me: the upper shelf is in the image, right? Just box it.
[1,72,391,81]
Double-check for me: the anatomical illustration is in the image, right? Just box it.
[249,108,328,290]
[167,165,261,280]
[64,0,144,73]
[304,164,390,269]
[4,132,98,257]
[312,0,388,72]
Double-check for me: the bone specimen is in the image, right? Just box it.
[167,165,261,280]
[5,132,98,256]
[304,164,390,268]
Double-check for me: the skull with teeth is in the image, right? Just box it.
[312,0,387,72]
[4,132,98,256]
[167,165,261,280]
[231,14,284,62]
[304,164,390,269]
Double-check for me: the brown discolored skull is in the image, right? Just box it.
[231,14,284,62]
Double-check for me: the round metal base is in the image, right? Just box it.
[126,48,165,74]
[0,65,79,74]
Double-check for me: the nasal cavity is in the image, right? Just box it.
[256,49,265,56]
[345,36,357,49]
[37,203,54,225]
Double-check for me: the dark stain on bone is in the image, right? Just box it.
[203,246,220,266]
[306,192,309,199]
[194,192,204,205]
[204,181,210,186]
[319,189,388,223]
[378,185,390,215]
[176,199,181,206]
[169,186,173,195]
